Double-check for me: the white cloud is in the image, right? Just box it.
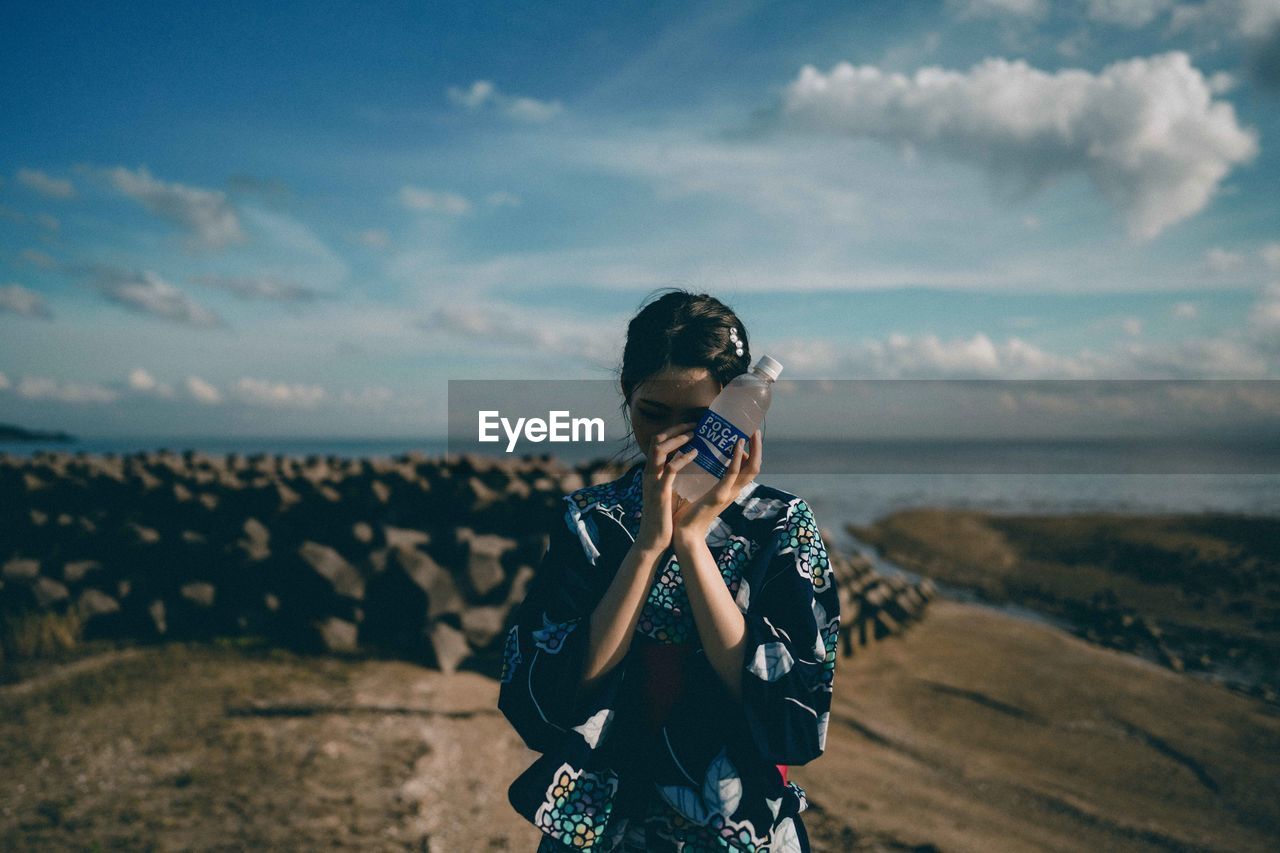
[398,185,472,215]
[1117,335,1271,376]
[1056,32,1088,58]
[234,377,328,408]
[1247,280,1280,341]
[127,368,175,398]
[1262,241,1280,270]
[339,386,395,406]
[16,168,75,199]
[19,249,57,269]
[128,368,157,392]
[780,52,1259,239]
[416,300,623,364]
[90,268,225,328]
[0,205,60,232]
[1206,247,1246,272]
[1086,0,1172,27]
[1207,70,1238,92]
[771,331,1095,379]
[568,132,872,228]
[1172,0,1280,39]
[0,283,53,319]
[185,376,222,405]
[447,79,495,110]
[485,190,522,208]
[1122,317,1145,336]
[234,206,349,291]
[354,228,390,249]
[192,273,322,303]
[770,309,1279,379]
[0,371,9,390]
[1164,382,1280,416]
[1170,0,1280,89]
[104,165,247,249]
[16,376,120,404]
[947,0,1048,18]
[503,96,564,123]
[1238,0,1280,37]
[1172,301,1200,318]
[446,80,564,122]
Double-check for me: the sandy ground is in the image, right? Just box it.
[797,600,1280,853]
[3,599,1278,852]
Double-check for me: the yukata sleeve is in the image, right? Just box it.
[737,497,840,767]
[497,497,630,754]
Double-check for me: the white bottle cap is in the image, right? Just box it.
[753,354,783,381]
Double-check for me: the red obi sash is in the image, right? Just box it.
[636,640,788,786]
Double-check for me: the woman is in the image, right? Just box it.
[498,289,839,851]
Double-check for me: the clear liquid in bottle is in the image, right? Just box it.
[673,354,783,504]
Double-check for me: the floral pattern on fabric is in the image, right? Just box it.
[533,612,578,654]
[707,812,771,852]
[777,499,831,594]
[747,641,795,682]
[657,746,772,851]
[635,533,759,645]
[534,762,619,849]
[568,468,646,544]
[734,497,841,770]
[819,614,840,692]
[500,624,521,684]
[811,597,840,693]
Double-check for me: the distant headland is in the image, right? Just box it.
[0,423,75,443]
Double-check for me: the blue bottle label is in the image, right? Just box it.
[682,409,749,480]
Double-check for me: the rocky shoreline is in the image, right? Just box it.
[1,450,933,678]
[850,507,1280,707]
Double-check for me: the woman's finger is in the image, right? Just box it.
[655,430,698,468]
[743,429,762,481]
[666,446,698,472]
[655,426,697,456]
[710,438,745,499]
[660,451,695,517]
[650,421,691,452]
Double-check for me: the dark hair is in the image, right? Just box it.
[605,287,751,468]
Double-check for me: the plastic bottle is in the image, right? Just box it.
[673,354,783,503]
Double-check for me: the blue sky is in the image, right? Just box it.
[2,0,1279,438]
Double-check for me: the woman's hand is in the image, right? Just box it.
[634,421,702,555]
[672,428,762,547]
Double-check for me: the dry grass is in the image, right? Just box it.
[0,610,84,668]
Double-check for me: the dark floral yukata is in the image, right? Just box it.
[498,459,840,851]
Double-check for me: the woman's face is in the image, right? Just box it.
[628,365,722,457]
